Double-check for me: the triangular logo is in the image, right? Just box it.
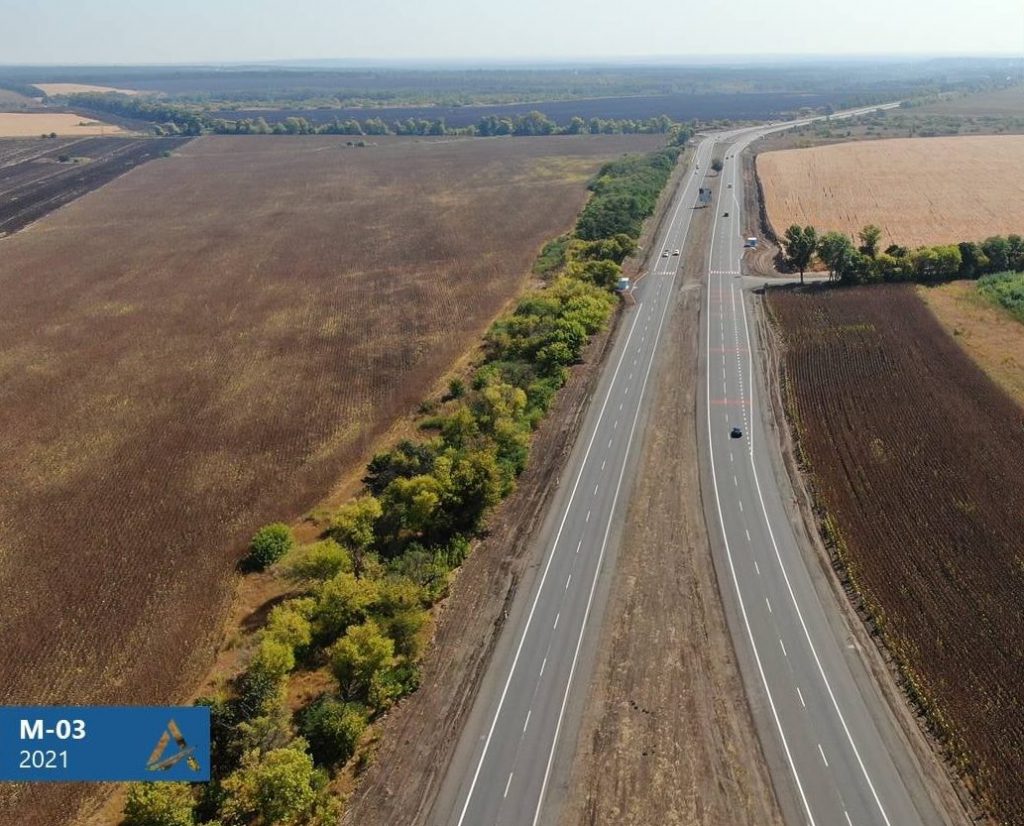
[146,719,201,773]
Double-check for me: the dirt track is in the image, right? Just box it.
[559,193,784,826]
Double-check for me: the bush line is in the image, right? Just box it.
[120,142,685,826]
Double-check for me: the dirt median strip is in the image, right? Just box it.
[558,200,784,826]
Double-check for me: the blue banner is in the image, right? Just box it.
[0,706,210,782]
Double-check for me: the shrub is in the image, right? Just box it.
[265,602,314,651]
[123,782,195,826]
[250,636,296,682]
[312,571,378,643]
[299,696,369,767]
[330,619,394,703]
[446,377,465,399]
[368,661,420,712]
[220,741,333,826]
[244,523,293,571]
[288,539,352,581]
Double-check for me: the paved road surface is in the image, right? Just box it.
[431,103,944,826]
[701,126,946,826]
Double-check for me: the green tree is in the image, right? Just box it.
[982,236,1010,272]
[312,571,378,643]
[782,225,818,285]
[379,474,443,543]
[299,696,369,767]
[265,600,314,650]
[250,636,296,682]
[328,496,383,574]
[123,783,195,826]
[221,741,332,826]
[244,523,293,571]
[842,251,877,285]
[817,232,856,282]
[579,258,622,289]
[288,539,353,582]
[857,224,883,258]
[330,619,395,702]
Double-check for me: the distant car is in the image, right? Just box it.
[672,249,680,256]
[723,211,730,217]
[730,426,743,439]
[727,183,733,188]
[661,250,670,257]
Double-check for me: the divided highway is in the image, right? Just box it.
[432,102,944,826]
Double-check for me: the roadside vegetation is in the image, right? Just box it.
[119,144,683,826]
[976,271,1024,322]
[782,223,1024,286]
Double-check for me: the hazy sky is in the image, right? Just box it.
[1,0,1022,64]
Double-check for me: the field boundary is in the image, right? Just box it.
[755,286,986,826]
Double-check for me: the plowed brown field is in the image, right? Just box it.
[769,284,1024,826]
[758,135,1024,247]
[0,133,660,825]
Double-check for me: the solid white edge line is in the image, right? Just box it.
[456,135,713,826]
[528,137,715,826]
[739,253,894,826]
[453,295,647,825]
[453,105,900,824]
[705,136,818,826]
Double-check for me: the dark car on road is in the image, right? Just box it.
[730,426,743,438]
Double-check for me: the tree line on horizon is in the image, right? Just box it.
[66,92,692,139]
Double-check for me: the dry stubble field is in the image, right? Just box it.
[0,112,125,136]
[769,285,1024,825]
[0,132,660,824]
[757,135,1024,247]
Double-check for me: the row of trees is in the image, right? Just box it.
[65,91,689,139]
[782,223,1024,286]
[121,143,685,826]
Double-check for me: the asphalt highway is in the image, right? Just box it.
[701,126,945,826]
[431,102,943,826]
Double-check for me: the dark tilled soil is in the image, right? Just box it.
[769,284,1024,826]
[0,136,190,235]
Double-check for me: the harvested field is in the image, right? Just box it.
[0,133,661,825]
[33,82,140,97]
[0,112,124,136]
[757,135,1024,247]
[0,136,189,236]
[769,284,1024,825]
